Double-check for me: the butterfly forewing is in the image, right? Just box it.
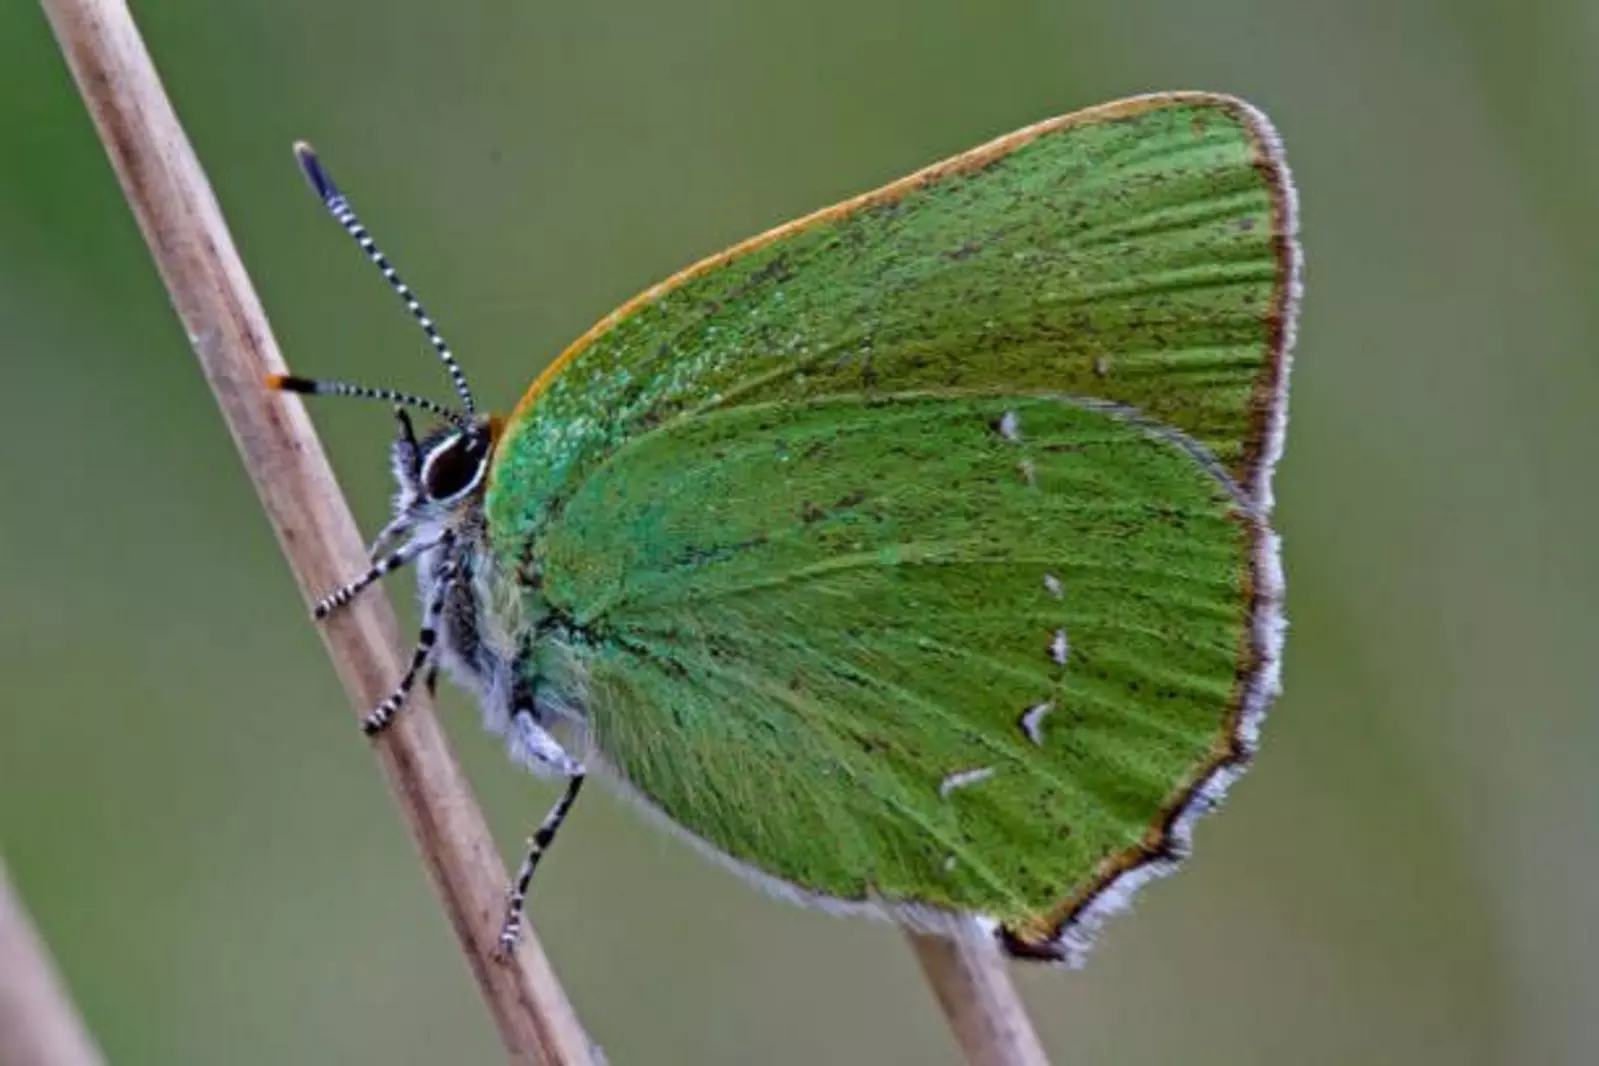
[486,93,1296,958]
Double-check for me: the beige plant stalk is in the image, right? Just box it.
[0,859,107,1066]
[39,1,595,1062]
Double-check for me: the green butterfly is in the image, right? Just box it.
[274,91,1300,964]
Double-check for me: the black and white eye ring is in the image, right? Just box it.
[420,429,490,502]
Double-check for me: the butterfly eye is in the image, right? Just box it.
[420,430,489,502]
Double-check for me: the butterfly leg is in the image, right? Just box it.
[498,712,586,954]
[361,540,457,735]
[365,512,415,561]
[312,530,442,620]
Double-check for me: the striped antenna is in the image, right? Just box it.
[293,141,477,418]
[267,374,466,425]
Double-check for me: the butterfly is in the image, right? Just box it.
[272,91,1300,964]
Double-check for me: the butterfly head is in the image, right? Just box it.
[394,413,503,519]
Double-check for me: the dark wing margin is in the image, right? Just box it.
[1004,97,1298,963]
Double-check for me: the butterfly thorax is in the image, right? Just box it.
[391,417,591,770]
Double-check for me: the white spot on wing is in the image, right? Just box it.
[1019,701,1054,746]
[998,409,1021,442]
[939,766,995,798]
[1050,628,1070,666]
[1043,574,1064,598]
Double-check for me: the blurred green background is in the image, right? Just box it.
[2,0,1595,1063]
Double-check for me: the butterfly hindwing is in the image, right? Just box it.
[541,395,1254,942]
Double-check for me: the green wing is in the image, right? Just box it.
[487,93,1298,961]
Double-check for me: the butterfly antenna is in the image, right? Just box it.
[293,141,478,419]
[266,375,465,424]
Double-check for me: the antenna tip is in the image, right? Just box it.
[292,141,339,203]
[267,374,315,393]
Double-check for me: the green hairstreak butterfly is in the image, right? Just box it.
[271,91,1300,964]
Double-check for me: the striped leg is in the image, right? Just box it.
[364,512,415,563]
[498,712,586,954]
[362,548,457,735]
[313,532,441,620]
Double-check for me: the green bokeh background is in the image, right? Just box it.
[2,1,1594,1063]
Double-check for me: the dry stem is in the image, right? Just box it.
[0,859,107,1066]
[39,1,594,1062]
[908,925,1052,1066]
